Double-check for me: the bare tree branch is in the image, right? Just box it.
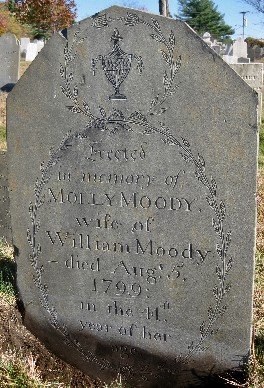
[242,0,264,14]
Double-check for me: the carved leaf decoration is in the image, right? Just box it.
[36,219,40,233]
[92,14,108,28]
[225,284,231,294]
[220,201,226,221]
[216,266,222,280]
[150,34,163,44]
[60,85,70,98]
[211,177,217,189]
[181,137,190,147]
[208,307,214,319]
[163,71,170,91]
[37,243,41,255]
[29,202,33,216]
[27,228,32,243]
[198,153,205,168]
[125,12,139,26]
[169,31,175,47]
[129,111,148,125]
[33,275,38,287]
[212,218,219,233]
[73,30,80,38]
[77,38,84,45]
[68,72,73,81]
[72,86,78,98]
[173,56,181,73]
[200,321,205,336]
[66,106,82,114]
[162,138,173,145]
[218,305,227,316]
[195,170,201,180]
[136,56,144,74]
[169,85,179,95]
[99,107,107,118]
[213,285,219,300]
[226,231,231,244]
[60,64,65,78]
[180,153,193,163]
[125,13,140,26]
[151,18,161,32]
[226,257,233,273]
[206,196,214,208]
[150,96,159,108]
[82,101,90,113]
[38,195,45,208]
[161,50,170,65]
[143,128,154,135]
[153,107,167,116]
[216,244,222,257]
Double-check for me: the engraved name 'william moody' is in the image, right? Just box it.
[45,231,211,262]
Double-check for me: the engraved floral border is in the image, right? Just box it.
[27,12,233,379]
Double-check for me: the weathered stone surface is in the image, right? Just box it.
[0,33,20,91]
[7,7,258,387]
[230,63,263,123]
[0,151,12,244]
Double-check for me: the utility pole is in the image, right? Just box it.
[240,11,248,39]
[159,0,170,17]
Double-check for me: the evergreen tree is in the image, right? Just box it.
[177,0,234,40]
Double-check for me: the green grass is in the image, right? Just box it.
[0,351,66,388]
[0,239,16,304]
[0,123,6,149]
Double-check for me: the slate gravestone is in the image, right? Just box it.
[0,151,12,244]
[7,7,258,387]
[230,63,263,123]
[0,33,20,91]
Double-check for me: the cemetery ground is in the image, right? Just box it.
[0,82,263,388]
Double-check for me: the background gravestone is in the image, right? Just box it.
[0,151,12,244]
[7,7,258,387]
[25,42,38,62]
[230,63,263,123]
[0,33,20,91]
[20,37,30,58]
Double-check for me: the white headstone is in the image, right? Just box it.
[20,37,30,55]
[230,63,263,123]
[25,43,38,62]
[33,39,45,53]
[202,32,212,47]
[233,37,248,59]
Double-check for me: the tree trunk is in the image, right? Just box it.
[159,0,169,17]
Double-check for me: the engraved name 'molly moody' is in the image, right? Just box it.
[48,189,196,211]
